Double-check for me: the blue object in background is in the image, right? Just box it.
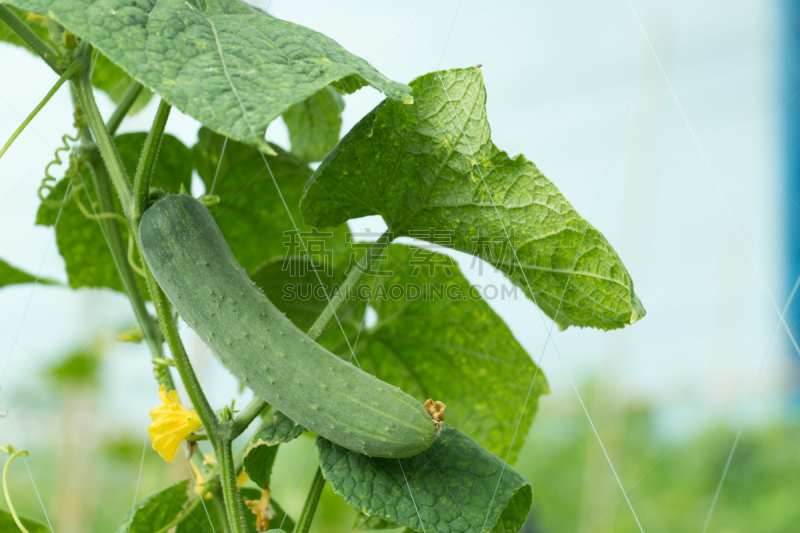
[785,0,800,361]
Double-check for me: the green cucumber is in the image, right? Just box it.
[139,194,435,458]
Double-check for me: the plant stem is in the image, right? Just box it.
[296,467,326,533]
[74,45,133,219]
[211,487,232,533]
[133,98,171,225]
[83,152,175,390]
[231,397,268,439]
[1,447,31,533]
[0,6,59,73]
[307,231,393,341]
[106,82,144,136]
[0,60,80,161]
[214,431,250,533]
[144,267,218,435]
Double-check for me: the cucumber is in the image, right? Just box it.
[139,194,435,458]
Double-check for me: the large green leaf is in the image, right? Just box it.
[301,67,645,331]
[243,409,306,489]
[283,86,344,163]
[0,509,50,533]
[6,0,412,153]
[339,244,548,462]
[36,133,191,295]
[116,479,189,533]
[175,488,295,533]
[192,128,349,272]
[317,425,532,533]
[0,258,57,288]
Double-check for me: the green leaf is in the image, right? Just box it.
[0,258,57,288]
[192,128,349,272]
[243,409,306,488]
[36,133,191,295]
[91,52,153,116]
[283,86,344,163]
[344,244,548,462]
[0,508,50,533]
[301,67,645,331]
[7,0,412,153]
[317,425,532,533]
[116,479,189,533]
[175,488,295,533]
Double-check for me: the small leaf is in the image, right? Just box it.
[36,133,191,295]
[317,426,532,533]
[192,128,349,272]
[0,508,50,533]
[176,489,295,533]
[7,0,411,153]
[301,68,645,331]
[91,53,153,116]
[0,258,57,288]
[116,479,189,533]
[336,244,548,462]
[283,86,344,163]
[244,409,306,488]
[45,346,101,387]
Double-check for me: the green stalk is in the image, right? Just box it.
[1,446,31,533]
[106,82,144,136]
[143,267,218,435]
[296,467,326,533]
[74,45,133,219]
[231,397,268,439]
[0,60,80,160]
[214,429,250,533]
[307,231,393,340]
[133,98,171,224]
[0,6,59,73]
[83,153,175,390]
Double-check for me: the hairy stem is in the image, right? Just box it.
[133,98,171,225]
[307,231,393,340]
[82,151,174,389]
[214,430,250,533]
[0,60,80,161]
[0,6,59,73]
[296,467,326,533]
[74,45,133,219]
[143,266,218,435]
[106,82,144,136]
[231,397,268,439]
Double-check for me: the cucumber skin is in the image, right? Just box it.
[140,195,435,458]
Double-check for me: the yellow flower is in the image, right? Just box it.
[148,386,202,462]
[237,471,249,488]
[189,460,214,500]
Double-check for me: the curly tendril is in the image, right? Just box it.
[1,443,32,533]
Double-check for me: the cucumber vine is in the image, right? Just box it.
[0,3,644,533]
